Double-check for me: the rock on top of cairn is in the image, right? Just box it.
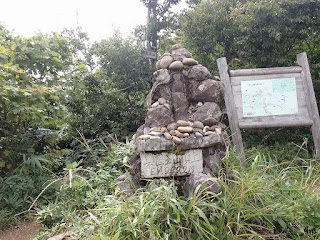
[172,44,182,50]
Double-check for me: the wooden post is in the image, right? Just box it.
[297,52,320,158]
[217,57,245,165]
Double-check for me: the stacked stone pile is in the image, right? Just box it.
[138,119,223,144]
[117,44,228,196]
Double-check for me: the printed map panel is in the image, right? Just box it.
[241,78,298,117]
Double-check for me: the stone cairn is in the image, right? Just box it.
[117,44,228,196]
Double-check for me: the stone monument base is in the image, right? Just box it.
[141,149,203,178]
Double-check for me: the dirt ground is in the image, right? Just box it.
[0,219,41,240]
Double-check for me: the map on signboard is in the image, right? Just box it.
[241,78,298,117]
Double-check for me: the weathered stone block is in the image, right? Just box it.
[141,149,203,178]
[184,173,221,197]
[136,138,175,152]
[191,79,225,103]
[147,69,172,106]
[200,133,221,148]
[186,65,211,81]
[172,48,192,60]
[172,92,189,121]
[180,137,202,149]
[203,151,225,176]
[117,173,135,196]
[128,158,141,181]
[145,105,174,128]
[170,78,186,92]
[156,69,171,84]
[191,102,222,123]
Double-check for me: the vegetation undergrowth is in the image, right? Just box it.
[28,140,320,240]
[0,0,320,237]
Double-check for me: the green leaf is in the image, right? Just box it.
[277,218,287,229]
[111,231,120,240]
[0,161,5,168]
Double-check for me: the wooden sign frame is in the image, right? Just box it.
[217,53,320,164]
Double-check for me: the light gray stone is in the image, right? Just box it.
[172,44,182,50]
[169,61,184,70]
[117,173,135,196]
[150,85,172,105]
[187,65,211,81]
[190,133,196,138]
[150,136,161,140]
[128,158,141,181]
[191,102,222,123]
[182,58,198,66]
[145,105,174,128]
[192,127,204,134]
[182,67,191,77]
[134,124,146,148]
[138,129,221,152]
[161,127,167,133]
[150,127,162,132]
[203,117,218,127]
[140,149,203,178]
[143,126,150,135]
[139,135,151,140]
[160,55,174,69]
[158,97,166,105]
[201,133,221,148]
[177,120,190,126]
[203,126,210,133]
[205,131,215,136]
[164,132,173,140]
[172,73,182,81]
[195,132,203,138]
[172,92,189,121]
[136,138,175,152]
[187,79,201,97]
[170,78,186,92]
[164,103,171,110]
[172,48,192,61]
[167,122,178,131]
[177,126,193,133]
[172,136,182,144]
[151,101,159,108]
[197,102,203,107]
[149,131,163,136]
[147,69,171,106]
[180,137,202,149]
[156,60,161,70]
[191,79,225,103]
[203,151,225,176]
[155,69,171,84]
[193,121,204,129]
[184,173,221,197]
[174,130,184,137]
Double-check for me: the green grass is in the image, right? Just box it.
[29,141,320,240]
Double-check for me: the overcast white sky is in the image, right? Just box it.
[0,0,187,41]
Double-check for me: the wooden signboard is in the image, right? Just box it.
[141,50,157,59]
[217,53,320,164]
